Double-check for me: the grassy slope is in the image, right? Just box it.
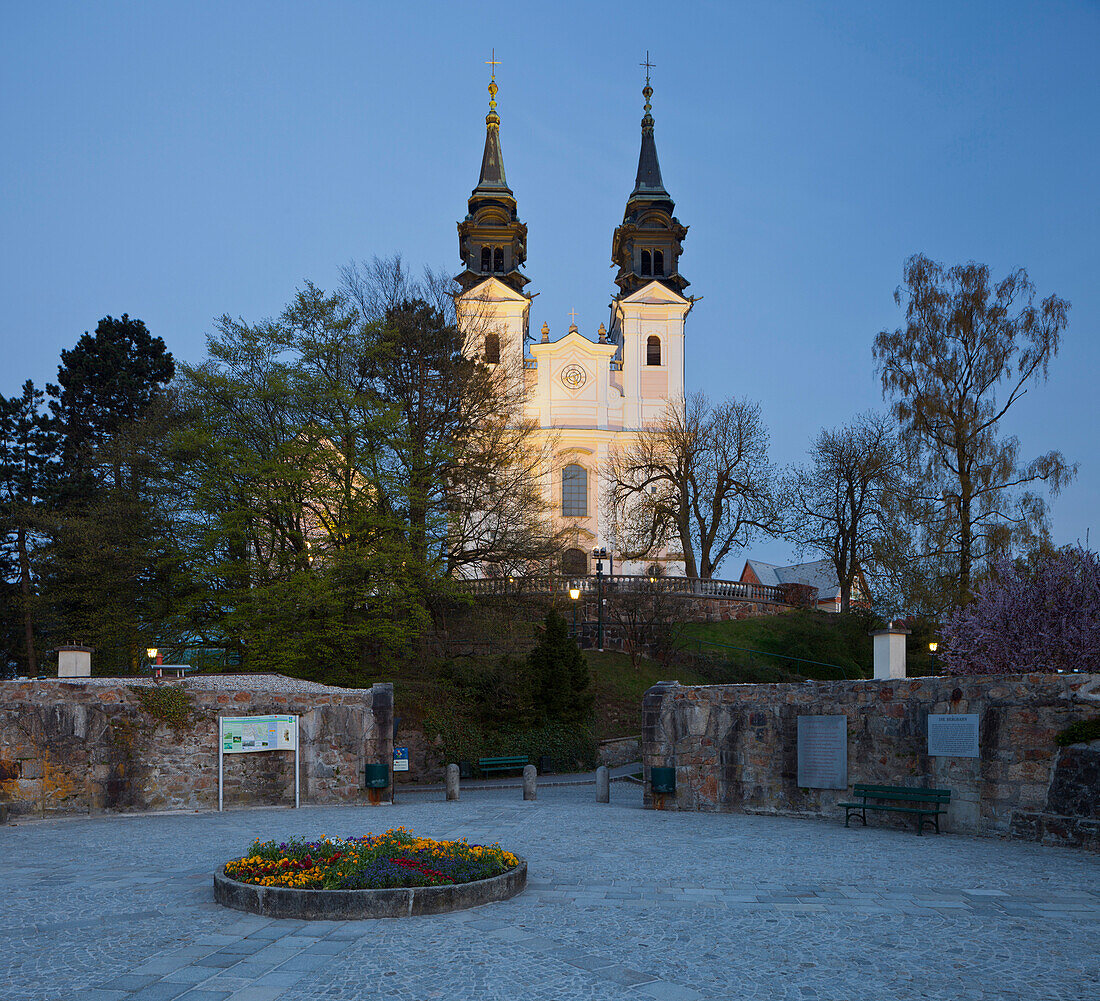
[678,610,876,681]
[585,651,709,739]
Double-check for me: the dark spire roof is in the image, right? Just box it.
[630,83,670,201]
[474,86,510,195]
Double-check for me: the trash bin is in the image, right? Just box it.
[650,766,676,794]
[363,763,389,789]
[538,755,553,775]
[459,760,473,780]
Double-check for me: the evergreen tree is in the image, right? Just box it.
[0,381,57,674]
[40,316,176,672]
[527,609,592,723]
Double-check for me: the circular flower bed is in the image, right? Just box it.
[214,827,526,919]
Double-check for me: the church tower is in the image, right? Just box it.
[455,66,531,373]
[610,67,692,429]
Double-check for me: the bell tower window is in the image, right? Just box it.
[640,250,652,276]
[561,464,587,517]
[485,333,500,365]
[647,336,661,366]
[653,250,664,276]
[480,247,490,271]
[493,247,504,272]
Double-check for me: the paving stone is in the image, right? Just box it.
[1,787,1097,1001]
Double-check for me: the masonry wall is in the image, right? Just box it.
[0,678,394,816]
[641,673,1100,849]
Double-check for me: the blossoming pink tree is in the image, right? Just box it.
[940,546,1100,675]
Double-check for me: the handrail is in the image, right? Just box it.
[683,636,855,680]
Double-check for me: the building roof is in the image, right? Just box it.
[743,559,840,600]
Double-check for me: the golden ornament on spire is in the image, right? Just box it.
[486,48,501,116]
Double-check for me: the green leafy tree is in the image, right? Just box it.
[874,255,1076,610]
[172,284,427,677]
[526,609,592,723]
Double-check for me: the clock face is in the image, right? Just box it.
[560,364,587,390]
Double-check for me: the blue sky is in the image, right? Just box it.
[2,1,1097,569]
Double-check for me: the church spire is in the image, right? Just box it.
[611,55,689,298]
[456,52,529,294]
[630,57,669,201]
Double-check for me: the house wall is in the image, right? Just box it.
[641,673,1100,849]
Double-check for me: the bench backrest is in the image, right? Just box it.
[478,756,528,766]
[853,783,950,804]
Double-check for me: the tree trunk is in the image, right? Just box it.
[16,525,37,676]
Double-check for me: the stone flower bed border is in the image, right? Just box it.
[213,857,527,919]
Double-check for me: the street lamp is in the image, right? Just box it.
[569,586,581,638]
[592,547,608,651]
[928,641,939,675]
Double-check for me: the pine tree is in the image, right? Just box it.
[527,609,593,723]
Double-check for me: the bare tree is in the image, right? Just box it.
[606,392,778,579]
[782,411,903,613]
[604,577,691,670]
[874,255,1076,609]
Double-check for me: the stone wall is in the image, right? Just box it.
[641,673,1100,849]
[597,735,641,768]
[0,676,394,816]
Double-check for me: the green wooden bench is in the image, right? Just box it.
[477,755,529,776]
[840,784,951,835]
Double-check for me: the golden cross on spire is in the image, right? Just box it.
[486,47,501,80]
[640,51,656,83]
[485,48,501,115]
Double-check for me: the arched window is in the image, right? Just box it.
[647,335,661,366]
[480,247,491,271]
[653,250,664,276]
[484,333,500,364]
[562,548,587,576]
[561,464,587,517]
[493,247,504,272]
[640,250,652,276]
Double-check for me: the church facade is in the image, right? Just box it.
[454,71,694,578]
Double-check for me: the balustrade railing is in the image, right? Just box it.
[460,574,786,604]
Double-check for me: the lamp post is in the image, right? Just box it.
[592,547,607,651]
[928,641,938,676]
[147,646,162,678]
[569,586,581,638]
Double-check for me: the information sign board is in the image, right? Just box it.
[218,714,299,811]
[797,715,848,789]
[927,713,980,757]
[393,746,409,772]
[221,715,296,753]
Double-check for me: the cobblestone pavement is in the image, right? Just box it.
[3,786,1098,1001]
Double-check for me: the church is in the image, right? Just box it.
[454,67,694,579]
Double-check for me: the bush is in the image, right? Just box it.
[1055,718,1100,747]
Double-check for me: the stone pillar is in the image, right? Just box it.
[596,765,609,803]
[522,764,537,801]
[446,763,460,801]
[56,646,92,678]
[870,626,909,680]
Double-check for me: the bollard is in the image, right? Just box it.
[522,764,537,801]
[446,763,460,801]
[596,765,609,803]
